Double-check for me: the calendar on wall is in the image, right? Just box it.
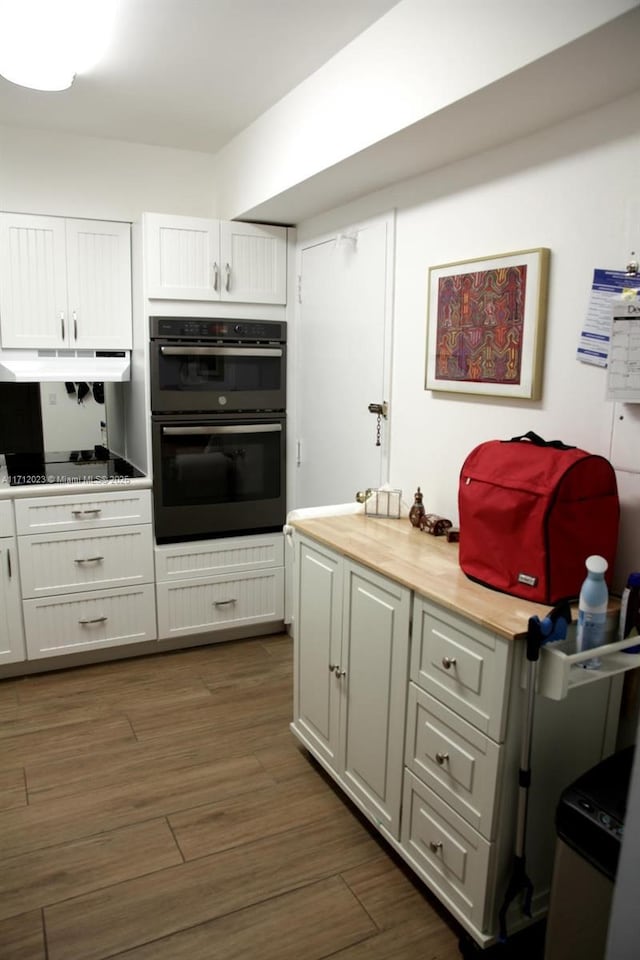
[607,296,640,402]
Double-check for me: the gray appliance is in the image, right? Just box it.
[544,746,634,960]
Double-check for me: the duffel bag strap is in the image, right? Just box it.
[507,431,575,450]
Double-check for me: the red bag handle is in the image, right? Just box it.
[507,431,575,451]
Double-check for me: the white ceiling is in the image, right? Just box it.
[0,0,400,154]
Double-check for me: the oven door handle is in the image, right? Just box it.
[162,424,282,436]
[159,346,282,358]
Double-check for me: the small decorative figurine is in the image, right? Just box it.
[409,487,425,528]
[420,513,453,537]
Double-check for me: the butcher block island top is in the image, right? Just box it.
[291,513,565,642]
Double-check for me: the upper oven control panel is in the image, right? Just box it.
[150,317,286,343]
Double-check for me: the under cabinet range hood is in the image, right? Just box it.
[0,349,130,382]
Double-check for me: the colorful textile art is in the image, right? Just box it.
[434,265,527,384]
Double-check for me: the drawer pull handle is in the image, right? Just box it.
[429,840,443,853]
[435,752,449,765]
[78,616,108,625]
[214,598,237,606]
[71,508,102,517]
[74,556,105,564]
[442,656,457,670]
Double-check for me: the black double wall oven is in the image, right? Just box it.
[150,317,286,543]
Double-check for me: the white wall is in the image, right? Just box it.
[213,0,638,221]
[0,125,217,221]
[296,90,640,592]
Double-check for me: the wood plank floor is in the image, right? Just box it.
[0,633,466,960]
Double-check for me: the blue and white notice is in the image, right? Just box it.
[577,269,640,367]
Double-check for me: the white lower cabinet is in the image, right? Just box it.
[155,533,285,640]
[23,584,157,659]
[291,525,624,949]
[292,535,411,839]
[15,488,156,660]
[0,501,26,664]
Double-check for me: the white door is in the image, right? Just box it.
[220,221,287,304]
[0,212,67,348]
[66,219,132,349]
[144,213,220,300]
[295,214,393,508]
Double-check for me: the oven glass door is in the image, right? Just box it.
[152,416,286,542]
[151,342,286,413]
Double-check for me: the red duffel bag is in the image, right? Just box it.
[458,431,619,603]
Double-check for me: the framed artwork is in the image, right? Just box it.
[425,247,550,399]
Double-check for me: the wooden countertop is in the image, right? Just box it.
[291,513,568,642]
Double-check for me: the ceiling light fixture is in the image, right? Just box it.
[0,0,121,92]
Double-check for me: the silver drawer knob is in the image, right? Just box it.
[429,840,443,853]
[435,752,449,765]
[442,656,457,670]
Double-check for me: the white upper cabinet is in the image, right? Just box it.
[0,213,132,350]
[144,213,287,304]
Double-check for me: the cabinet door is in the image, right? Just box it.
[0,537,26,664]
[0,213,67,348]
[340,561,411,838]
[293,537,343,771]
[220,221,286,304]
[144,213,221,300]
[65,219,132,349]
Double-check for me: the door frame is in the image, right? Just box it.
[292,211,396,509]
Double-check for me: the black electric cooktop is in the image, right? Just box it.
[3,448,144,486]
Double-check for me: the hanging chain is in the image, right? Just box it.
[375,412,382,447]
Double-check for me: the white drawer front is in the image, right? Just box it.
[156,567,284,639]
[23,584,157,659]
[15,489,152,534]
[411,598,511,741]
[19,524,154,598]
[401,769,492,931]
[0,500,14,537]
[155,533,284,583]
[405,683,501,839]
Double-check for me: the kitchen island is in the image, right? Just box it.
[288,513,632,950]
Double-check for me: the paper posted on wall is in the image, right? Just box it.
[607,291,640,402]
[577,269,640,367]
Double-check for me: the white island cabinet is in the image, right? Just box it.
[143,213,287,304]
[0,213,132,350]
[0,501,25,664]
[293,534,411,839]
[289,514,631,949]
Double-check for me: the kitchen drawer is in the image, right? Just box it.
[156,567,284,639]
[411,597,511,741]
[405,683,501,839]
[155,532,283,583]
[401,768,492,931]
[18,524,154,598]
[0,500,14,537]
[23,584,157,659]
[14,489,152,534]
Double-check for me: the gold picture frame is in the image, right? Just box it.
[425,247,550,399]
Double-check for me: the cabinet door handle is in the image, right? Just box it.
[329,663,338,672]
[225,262,231,292]
[71,508,102,517]
[73,310,78,340]
[442,656,457,670]
[74,556,105,564]
[213,598,237,606]
[78,616,108,625]
[429,840,443,853]
[60,312,65,339]
[212,262,219,291]
[335,668,346,678]
[6,547,11,579]
[435,752,449,765]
